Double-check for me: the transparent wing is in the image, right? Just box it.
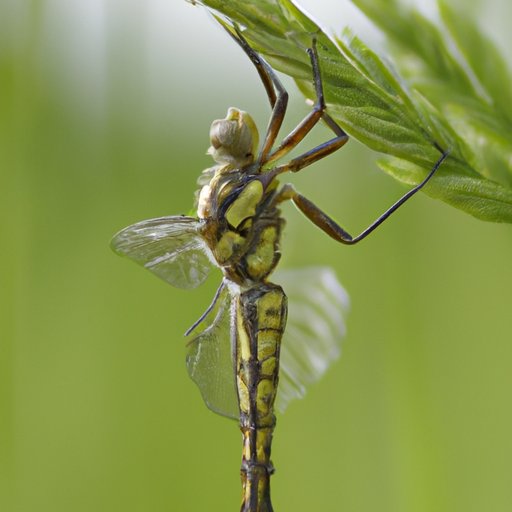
[110,216,214,289]
[274,267,350,414]
[185,280,239,420]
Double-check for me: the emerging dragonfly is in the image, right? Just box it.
[111,25,449,512]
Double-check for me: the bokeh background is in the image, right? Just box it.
[2,1,512,511]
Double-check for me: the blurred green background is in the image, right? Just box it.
[2,1,512,511]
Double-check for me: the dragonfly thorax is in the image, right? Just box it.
[207,107,259,168]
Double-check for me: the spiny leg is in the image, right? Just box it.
[274,150,450,245]
[266,36,349,167]
[221,24,277,108]
[273,126,348,175]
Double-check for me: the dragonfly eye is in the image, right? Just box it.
[207,107,259,167]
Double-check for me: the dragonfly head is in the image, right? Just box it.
[207,108,259,168]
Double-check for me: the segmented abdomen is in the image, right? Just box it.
[234,283,287,512]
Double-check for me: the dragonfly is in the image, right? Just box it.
[111,24,449,512]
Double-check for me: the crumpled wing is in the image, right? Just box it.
[110,216,214,289]
[274,267,350,414]
[185,281,239,420]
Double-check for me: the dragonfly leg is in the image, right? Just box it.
[223,25,278,108]
[224,25,289,165]
[264,35,349,168]
[183,279,226,337]
[276,149,450,244]
[275,132,348,175]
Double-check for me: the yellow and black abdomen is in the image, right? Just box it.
[234,283,287,512]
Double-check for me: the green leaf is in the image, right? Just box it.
[439,1,512,123]
[351,0,512,192]
[378,157,512,224]
[190,0,512,223]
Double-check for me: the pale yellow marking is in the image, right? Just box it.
[226,180,264,228]
[256,428,272,459]
[260,356,276,377]
[246,226,278,279]
[237,303,251,362]
[236,298,252,416]
[196,184,211,219]
[242,431,252,460]
[215,230,247,263]
[237,375,250,414]
[257,331,278,360]
[257,379,274,416]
